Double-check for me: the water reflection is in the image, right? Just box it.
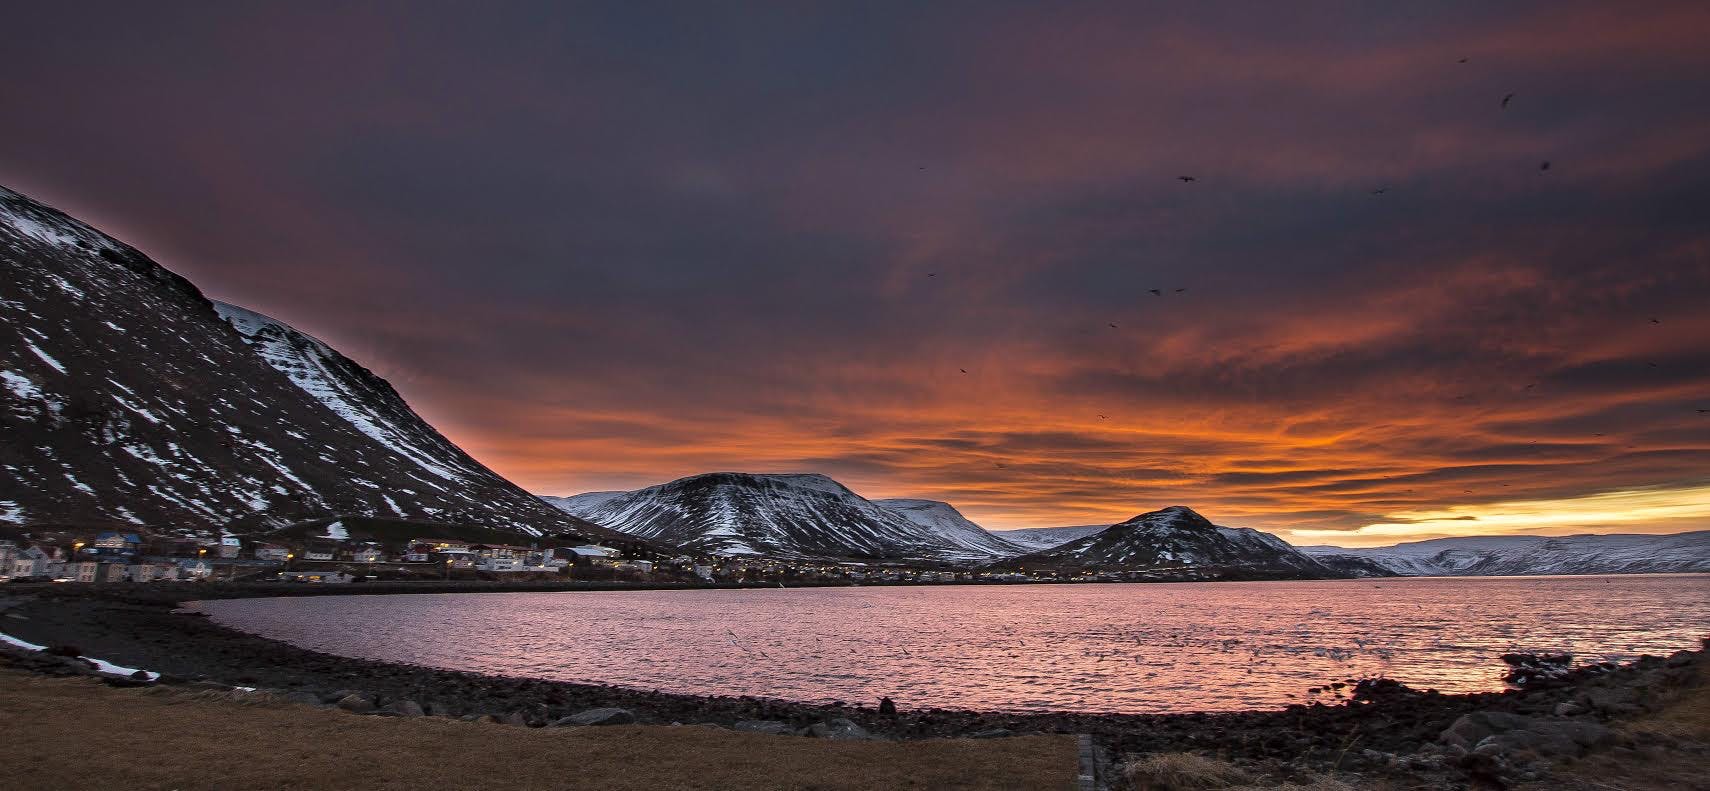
[200,574,1709,713]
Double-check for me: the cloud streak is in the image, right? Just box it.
[2,2,1708,541]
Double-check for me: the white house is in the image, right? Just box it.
[351,546,385,563]
[253,543,290,562]
[178,559,213,579]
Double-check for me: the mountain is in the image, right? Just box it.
[872,498,1026,559]
[990,506,1337,579]
[555,473,1020,563]
[991,525,1109,551]
[540,490,628,517]
[0,184,621,539]
[1301,532,1710,577]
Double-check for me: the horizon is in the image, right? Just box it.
[5,3,1710,544]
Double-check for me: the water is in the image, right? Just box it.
[198,575,1710,713]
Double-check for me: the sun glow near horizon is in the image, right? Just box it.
[1283,482,1710,547]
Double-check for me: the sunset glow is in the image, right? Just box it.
[5,2,1708,541]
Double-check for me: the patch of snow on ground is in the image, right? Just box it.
[21,340,67,374]
[0,501,22,523]
[1,370,42,400]
[0,633,159,681]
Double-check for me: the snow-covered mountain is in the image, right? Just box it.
[991,506,1336,579]
[1302,532,1710,577]
[552,473,1022,563]
[991,524,1109,551]
[540,490,628,517]
[872,498,1026,559]
[0,184,623,539]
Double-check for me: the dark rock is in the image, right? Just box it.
[732,720,795,736]
[807,718,871,740]
[129,670,151,680]
[335,693,377,714]
[384,699,425,717]
[557,707,636,726]
[1500,653,1573,688]
[45,644,83,657]
[878,696,897,716]
[284,690,324,707]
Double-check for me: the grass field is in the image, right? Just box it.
[0,671,1076,790]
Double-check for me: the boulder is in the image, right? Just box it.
[283,690,325,707]
[1440,711,1530,752]
[733,720,795,736]
[335,694,377,714]
[383,700,426,717]
[878,696,897,716]
[806,718,871,740]
[556,708,637,727]
[322,689,364,704]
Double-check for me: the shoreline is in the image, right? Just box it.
[4,582,1706,788]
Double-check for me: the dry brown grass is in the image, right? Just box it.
[1119,752,1366,791]
[1121,752,1253,789]
[0,670,1076,790]
[1523,666,1710,791]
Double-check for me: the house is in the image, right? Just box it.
[99,562,128,582]
[10,546,55,579]
[69,561,100,583]
[217,533,242,558]
[252,542,290,562]
[92,531,143,556]
[403,542,435,563]
[566,545,621,566]
[469,544,531,571]
[178,559,214,579]
[435,550,477,569]
[129,563,180,582]
[302,541,340,562]
[535,548,570,569]
[350,545,384,563]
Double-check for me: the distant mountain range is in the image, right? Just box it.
[544,473,1021,563]
[1302,532,1710,577]
[990,525,1108,551]
[988,506,1336,580]
[0,184,623,540]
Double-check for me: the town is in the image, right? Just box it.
[0,523,1161,587]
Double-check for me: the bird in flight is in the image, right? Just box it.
[1458,57,1469,63]
[1371,187,1388,195]
[1539,161,1551,171]
[927,273,937,278]
[1098,414,1108,420]
[1698,409,1709,414]
[1174,288,1186,293]
[1148,289,1162,297]
[1501,93,1515,109]
[1650,317,1661,324]
[959,369,967,374]
[1178,176,1196,183]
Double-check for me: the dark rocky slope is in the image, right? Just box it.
[0,184,619,539]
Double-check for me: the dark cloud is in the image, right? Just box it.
[3,2,1709,537]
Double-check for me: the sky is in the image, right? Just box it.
[3,2,1709,544]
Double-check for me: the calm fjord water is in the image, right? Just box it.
[200,575,1710,713]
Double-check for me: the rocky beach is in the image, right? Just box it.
[3,582,1704,789]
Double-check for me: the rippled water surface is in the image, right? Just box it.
[199,575,1710,713]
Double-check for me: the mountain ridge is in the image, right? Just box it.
[0,184,622,540]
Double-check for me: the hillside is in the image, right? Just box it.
[990,506,1337,579]
[0,184,623,540]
